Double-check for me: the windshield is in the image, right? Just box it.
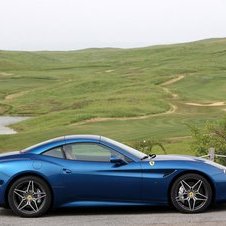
[101,136,146,159]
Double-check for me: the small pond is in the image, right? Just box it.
[0,116,29,135]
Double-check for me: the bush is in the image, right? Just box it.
[134,139,166,155]
[188,116,226,165]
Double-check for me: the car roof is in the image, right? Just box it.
[65,134,100,140]
[21,134,143,161]
[22,135,101,154]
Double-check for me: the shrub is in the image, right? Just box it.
[188,116,226,165]
[134,139,166,155]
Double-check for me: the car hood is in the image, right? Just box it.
[152,154,226,170]
[155,154,202,161]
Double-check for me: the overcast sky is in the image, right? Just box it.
[1,0,226,51]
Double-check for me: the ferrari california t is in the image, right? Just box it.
[0,135,226,217]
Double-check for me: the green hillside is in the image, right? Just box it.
[0,38,226,154]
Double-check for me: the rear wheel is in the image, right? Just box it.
[8,176,51,217]
[170,173,212,213]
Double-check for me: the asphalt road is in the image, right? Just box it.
[1,205,226,226]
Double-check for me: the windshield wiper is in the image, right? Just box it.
[141,154,156,160]
[141,155,149,160]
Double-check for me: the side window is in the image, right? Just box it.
[42,147,64,159]
[63,143,129,162]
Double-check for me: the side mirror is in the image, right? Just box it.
[110,156,127,165]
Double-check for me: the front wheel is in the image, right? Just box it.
[8,176,52,217]
[170,173,212,213]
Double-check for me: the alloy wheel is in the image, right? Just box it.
[8,176,51,217]
[171,173,212,213]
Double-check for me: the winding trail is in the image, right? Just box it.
[4,78,74,101]
[0,72,12,76]
[161,75,185,86]
[74,75,185,125]
[75,74,225,125]
[3,73,224,127]
[185,102,225,107]
[160,75,185,99]
[5,90,30,100]
[161,75,226,109]
[75,104,177,125]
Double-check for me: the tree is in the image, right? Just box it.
[189,116,226,165]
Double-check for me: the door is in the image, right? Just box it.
[61,142,142,203]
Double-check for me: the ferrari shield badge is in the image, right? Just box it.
[149,160,155,166]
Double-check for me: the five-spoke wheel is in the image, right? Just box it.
[171,173,212,213]
[8,176,51,217]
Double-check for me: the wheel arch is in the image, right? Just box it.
[168,170,216,205]
[4,172,54,208]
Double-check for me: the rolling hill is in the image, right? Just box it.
[0,38,226,154]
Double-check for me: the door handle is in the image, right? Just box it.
[63,168,72,174]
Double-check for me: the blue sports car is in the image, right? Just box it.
[0,135,226,217]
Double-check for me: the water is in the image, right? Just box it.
[0,116,29,134]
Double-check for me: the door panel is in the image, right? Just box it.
[61,142,142,202]
[40,141,142,203]
[62,160,142,202]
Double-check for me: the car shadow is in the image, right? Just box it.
[51,203,226,216]
[1,204,226,217]
[49,206,174,216]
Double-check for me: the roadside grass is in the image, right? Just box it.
[0,38,226,153]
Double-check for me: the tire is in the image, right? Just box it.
[8,176,52,217]
[170,173,212,213]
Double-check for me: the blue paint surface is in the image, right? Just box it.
[0,135,226,208]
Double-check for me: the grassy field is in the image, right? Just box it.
[0,38,226,154]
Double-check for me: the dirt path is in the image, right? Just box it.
[162,87,178,98]
[74,75,186,125]
[161,75,185,86]
[5,90,30,100]
[3,74,184,126]
[160,74,185,99]
[161,75,226,108]
[185,102,225,107]
[0,71,28,100]
[4,78,75,101]
[75,104,177,125]
[0,72,13,76]
[167,135,192,140]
